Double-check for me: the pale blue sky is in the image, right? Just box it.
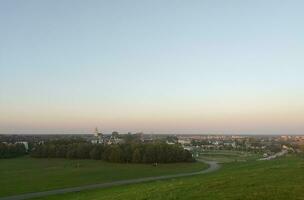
[1,0,304,134]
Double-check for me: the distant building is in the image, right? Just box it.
[183,146,193,151]
[166,141,175,145]
[16,141,29,151]
[108,138,123,145]
[135,132,144,142]
[91,140,100,144]
[94,127,102,138]
[223,141,236,148]
[178,139,191,145]
[92,128,104,144]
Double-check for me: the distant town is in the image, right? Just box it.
[1,129,304,159]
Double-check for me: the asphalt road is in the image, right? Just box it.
[0,160,220,200]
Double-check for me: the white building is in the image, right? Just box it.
[16,141,29,151]
[178,139,191,145]
[166,141,175,145]
[92,127,104,144]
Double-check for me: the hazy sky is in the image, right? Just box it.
[1,0,304,134]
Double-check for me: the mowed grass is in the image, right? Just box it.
[33,155,304,200]
[0,156,207,197]
[199,150,260,163]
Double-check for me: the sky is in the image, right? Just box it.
[0,0,304,135]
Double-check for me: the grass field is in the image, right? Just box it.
[0,156,207,197]
[198,150,261,163]
[33,155,304,200]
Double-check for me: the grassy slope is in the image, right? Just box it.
[0,157,206,197]
[199,150,261,163]
[34,155,304,200]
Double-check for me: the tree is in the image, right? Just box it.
[112,131,119,138]
[66,148,77,159]
[28,139,194,163]
[143,145,156,163]
[166,136,178,144]
[299,144,304,153]
[76,144,91,159]
[268,144,281,153]
[48,144,56,157]
[102,146,111,161]
[89,147,101,160]
[0,143,26,158]
[120,144,132,162]
[41,145,49,157]
[108,146,122,163]
[56,145,67,158]
[132,148,142,163]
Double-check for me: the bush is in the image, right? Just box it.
[0,143,26,158]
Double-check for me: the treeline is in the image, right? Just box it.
[30,141,194,163]
[0,143,26,158]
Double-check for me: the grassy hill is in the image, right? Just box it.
[198,150,261,163]
[33,155,304,200]
[0,157,206,197]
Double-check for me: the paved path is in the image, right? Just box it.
[0,161,220,200]
[258,150,288,161]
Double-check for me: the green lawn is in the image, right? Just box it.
[199,150,261,163]
[33,155,304,200]
[0,156,207,197]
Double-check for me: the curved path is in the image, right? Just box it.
[0,161,220,200]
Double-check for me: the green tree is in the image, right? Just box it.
[89,147,101,160]
[112,131,119,138]
[66,148,77,159]
[56,145,67,158]
[143,145,156,163]
[76,144,91,159]
[132,148,142,163]
[47,144,57,158]
[299,144,304,153]
[109,146,122,163]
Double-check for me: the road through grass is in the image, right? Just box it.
[31,155,304,200]
[0,157,207,197]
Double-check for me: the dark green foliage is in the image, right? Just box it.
[108,146,122,163]
[111,131,119,138]
[268,144,282,153]
[0,143,26,158]
[120,144,132,163]
[66,148,77,159]
[89,146,102,160]
[123,133,142,144]
[166,136,178,143]
[30,140,194,163]
[76,144,91,159]
[132,148,142,163]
